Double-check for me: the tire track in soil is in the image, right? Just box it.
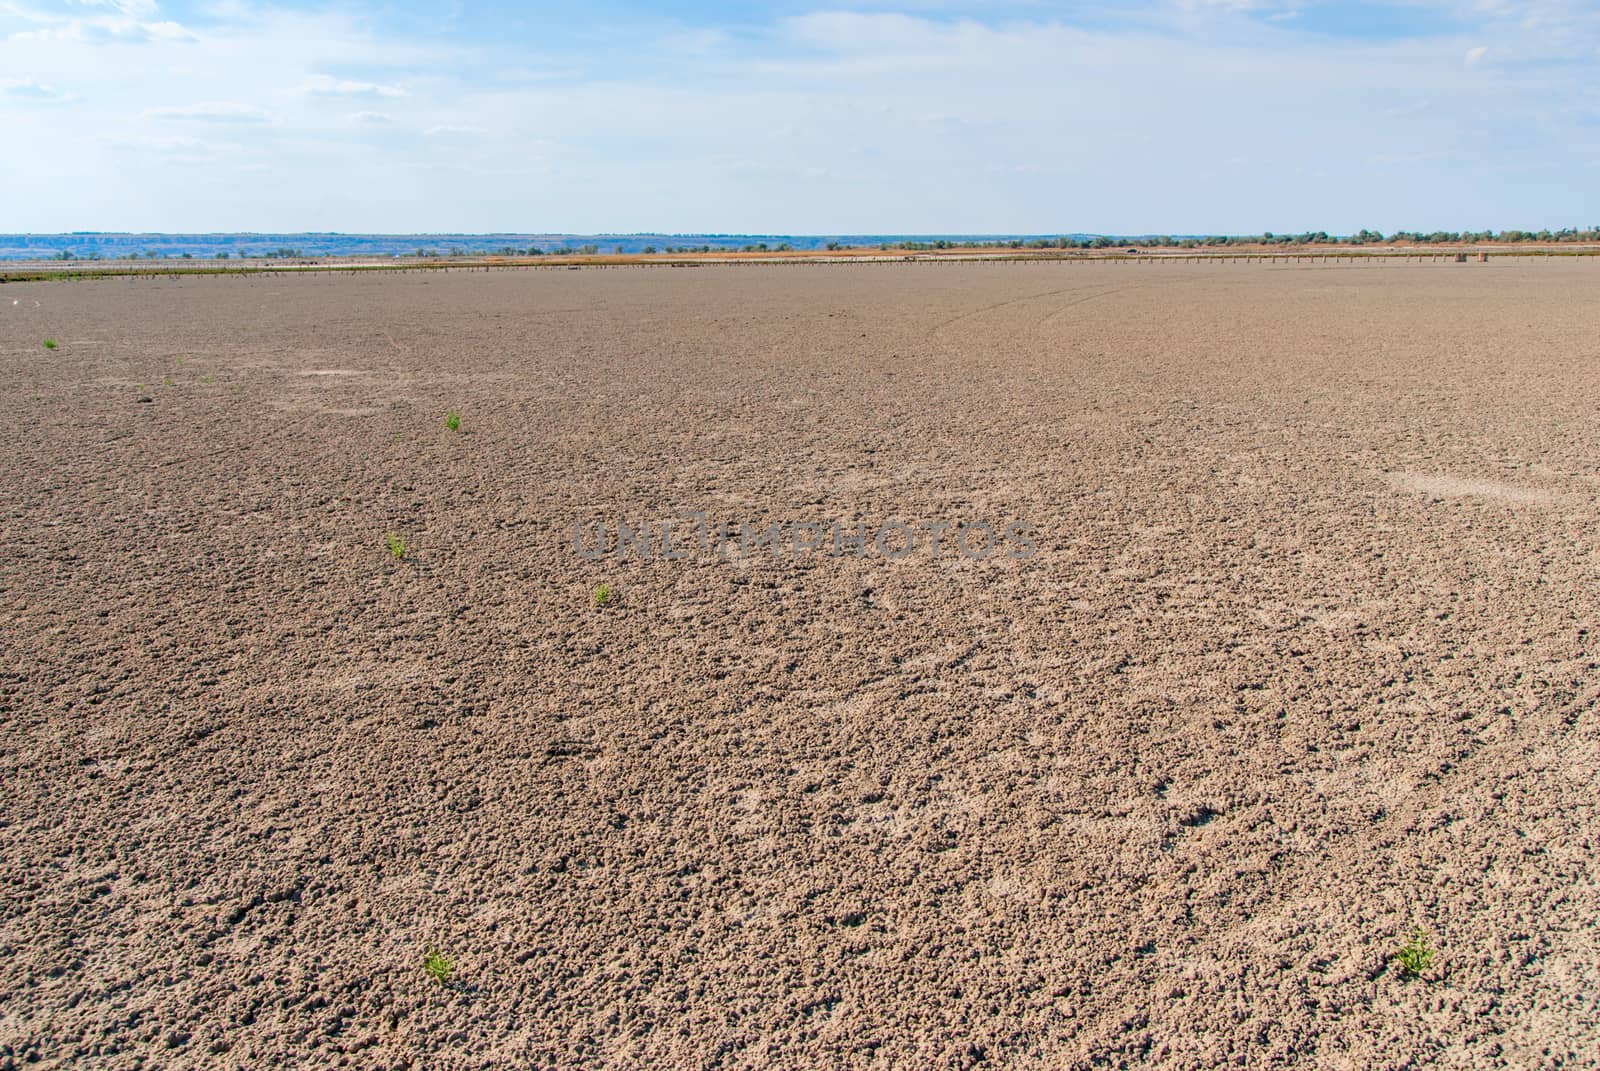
[927,279,1134,337]
[925,277,1159,366]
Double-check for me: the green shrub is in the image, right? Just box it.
[423,948,453,986]
[1395,929,1435,978]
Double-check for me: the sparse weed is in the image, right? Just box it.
[444,410,461,432]
[386,532,407,560]
[1395,929,1435,978]
[203,373,215,384]
[42,338,57,350]
[423,947,453,986]
[593,583,612,607]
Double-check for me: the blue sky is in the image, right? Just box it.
[2,1,1596,233]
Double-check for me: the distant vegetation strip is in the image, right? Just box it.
[5,227,1600,262]
[6,244,1600,283]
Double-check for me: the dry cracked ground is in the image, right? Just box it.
[1,260,1597,1069]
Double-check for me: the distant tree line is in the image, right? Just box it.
[52,247,306,260]
[420,243,730,256]
[888,227,1600,251]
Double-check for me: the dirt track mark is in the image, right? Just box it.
[1032,284,1147,333]
[928,281,1127,335]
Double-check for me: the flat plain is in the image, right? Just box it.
[1,260,1597,1069]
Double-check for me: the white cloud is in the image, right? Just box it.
[302,74,405,97]
[98,131,246,163]
[2,76,69,99]
[351,110,397,124]
[425,124,489,137]
[1466,45,1489,64]
[6,0,197,44]
[107,133,205,150]
[12,18,194,42]
[781,12,1014,57]
[144,101,271,123]
[73,0,161,15]
[1175,0,1290,10]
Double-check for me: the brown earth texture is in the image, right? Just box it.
[1,260,1598,1069]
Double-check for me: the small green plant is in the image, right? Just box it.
[1394,928,1435,978]
[386,532,406,560]
[444,410,461,432]
[42,338,57,350]
[593,583,612,607]
[423,947,453,986]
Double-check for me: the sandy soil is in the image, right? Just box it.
[1,260,1596,1069]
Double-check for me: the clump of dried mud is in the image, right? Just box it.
[1,260,1596,1068]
